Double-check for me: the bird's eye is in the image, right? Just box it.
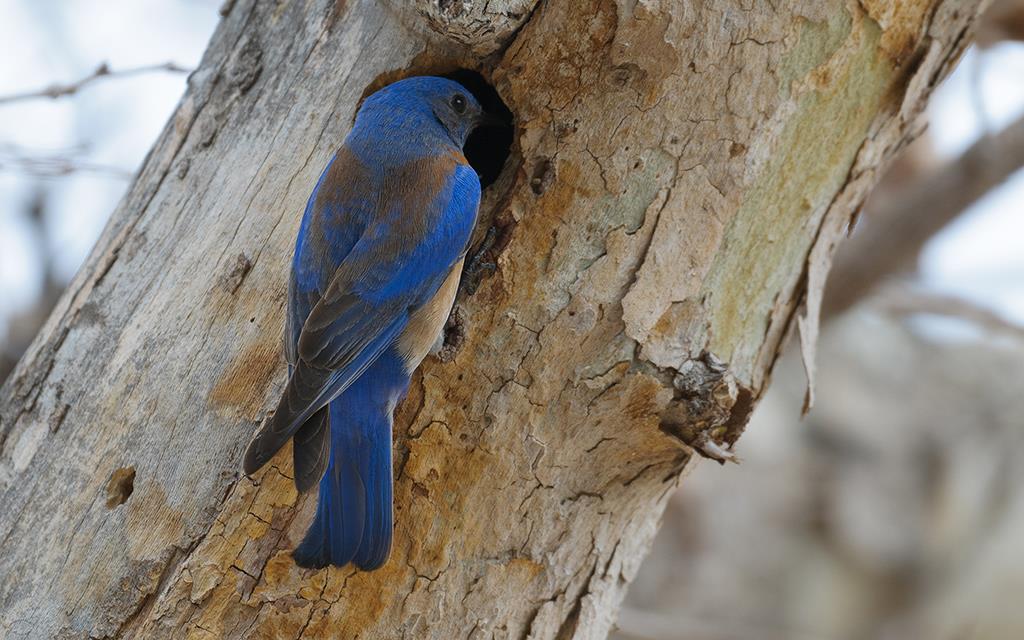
[451,94,467,114]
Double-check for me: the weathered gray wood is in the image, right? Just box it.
[0,1,984,638]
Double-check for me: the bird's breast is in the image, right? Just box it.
[396,258,464,373]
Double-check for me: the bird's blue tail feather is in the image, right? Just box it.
[292,359,399,570]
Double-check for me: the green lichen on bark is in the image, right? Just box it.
[702,7,895,382]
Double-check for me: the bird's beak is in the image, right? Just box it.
[474,111,504,129]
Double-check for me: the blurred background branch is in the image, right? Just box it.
[872,285,1024,340]
[977,0,1024,46]
[0,61,189,106]
[0,190,62,381]
[0,143,134,179]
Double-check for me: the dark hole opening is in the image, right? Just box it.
[443,69,514,189]
[105,466,136,509]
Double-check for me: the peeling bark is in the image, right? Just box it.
[0,0,985,638]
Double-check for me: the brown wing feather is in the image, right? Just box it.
[292,406,330,493]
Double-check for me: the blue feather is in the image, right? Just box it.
[292,352,405,569]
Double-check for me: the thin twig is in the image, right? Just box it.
[0,145,133,179]
[873,284,1024,339]
[0,61,190,106]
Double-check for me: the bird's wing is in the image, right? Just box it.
[243,159,480,476]
[282,147,376,491]
[285,147,376,368]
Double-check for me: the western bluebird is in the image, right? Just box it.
[242,76,488,570]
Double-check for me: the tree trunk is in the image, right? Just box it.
[0,1,983,638]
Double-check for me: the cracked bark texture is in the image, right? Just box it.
[0,0,985,638]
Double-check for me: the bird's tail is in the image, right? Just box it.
[292,384,394,570]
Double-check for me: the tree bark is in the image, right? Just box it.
[0,1,984,638]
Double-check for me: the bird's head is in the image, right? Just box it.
[358,76,490,149]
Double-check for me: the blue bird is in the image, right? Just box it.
[242,76,489,570]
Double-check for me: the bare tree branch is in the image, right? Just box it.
[823,113,1024,319]
[0,144,132,179]
[978,0,1024,46]
[872,284,1024,339]
[0,61,190,106]
[0,191,64,383]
